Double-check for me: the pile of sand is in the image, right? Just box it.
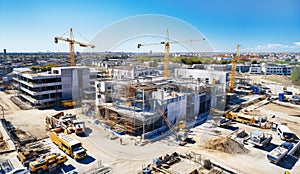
[204,136,249,154]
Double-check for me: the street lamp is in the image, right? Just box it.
[0,105,4,119]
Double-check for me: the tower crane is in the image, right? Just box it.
[137,29,205,77]
[54,28,95,66]
[228,44,259,93]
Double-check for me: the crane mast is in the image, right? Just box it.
[164,30,170,77]
[228,44,240,93]
[55,28,95,66]
[137,29,205,78]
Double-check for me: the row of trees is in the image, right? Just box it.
[30,64,61,72]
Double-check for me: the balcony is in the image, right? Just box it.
[20,87,62,96]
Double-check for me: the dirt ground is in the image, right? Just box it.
[0,91,77,139]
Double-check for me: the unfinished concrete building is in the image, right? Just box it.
[96,77,211,140]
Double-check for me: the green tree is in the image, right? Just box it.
[251,60,258,64]
[291,67,300,83]
[30,66,39,72]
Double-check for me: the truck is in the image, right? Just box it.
[72,120,85,135]
[267,142,293,164]
[50,131,87,160]
[248,130,272,148]
[46,112,64,130]
[225,111,255,125]
[29,153,67,174]
[46,112,85,135]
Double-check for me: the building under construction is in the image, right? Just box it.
[96,77,211,140]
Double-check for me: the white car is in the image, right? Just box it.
[7,167,29,174]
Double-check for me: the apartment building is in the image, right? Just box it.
[13,66,97,108]
[262,63,292,75]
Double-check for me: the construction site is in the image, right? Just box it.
[0,25,300,174]
[96,77,211,141]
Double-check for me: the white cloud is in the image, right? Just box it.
[293,42,300,47]
[267,44,284,48]
[242,42,300,52]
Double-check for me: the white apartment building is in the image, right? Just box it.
[112,66,160,80]
[249,65,262,74]
[13,66,97,108]
[262,63,292,75]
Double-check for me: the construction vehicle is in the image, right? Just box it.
[17,148,50,167]
[137,29,205,77]
[72,120,85,135]
[61,100,80,108]
[55,28,95,66]
[46,112,85,135]
[45,112,64,131]
[267,142,293,164]
[50,130,87,160]
[225,111,255,125]
[29,153,67,174]
[248,130,272,148]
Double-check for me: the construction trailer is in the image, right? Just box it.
[96,78,212,140]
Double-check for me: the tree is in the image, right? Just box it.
[291,67,300,84]
[251,60,258,64]
[30,66,39,72]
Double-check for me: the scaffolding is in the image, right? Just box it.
[97,77,212,138]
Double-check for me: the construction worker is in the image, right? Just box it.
[284,171,290,174]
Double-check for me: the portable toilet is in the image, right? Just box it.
[278,93,284,101]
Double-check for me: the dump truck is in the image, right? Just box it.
[29,153,67,174]
[248,130,272,148]
[50,131,87,160]
[267,142,293,164]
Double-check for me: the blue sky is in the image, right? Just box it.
[0,0,300,52]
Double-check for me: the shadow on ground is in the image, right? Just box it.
[60,164,78,174]
[82,127,92,137]
[227,125,239,131]
[259,142,278,152]
[278,155,299,170]
[77,155,96,164]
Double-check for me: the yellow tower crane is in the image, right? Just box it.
[137,29,205,77]
[54,28,95,66]
[228,44,241,93]
[228,44,259,93]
